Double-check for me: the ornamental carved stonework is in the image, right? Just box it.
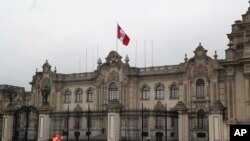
[154,101,164,110]
[108,71,119,82]
[41,78,50,89]
[106,51,122,65]
[194,44,207,60]
[193,65,207,78]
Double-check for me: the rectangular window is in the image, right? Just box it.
[87,94,93,102]
[156,90,164,99]
[196,86,204,99]
[75,94,82,103]
[143,116,149,127]
[109,91,118,101]
[64,94,70,103]
[142,91,149,100]
[74,117,81,129]
[156,116,164,129]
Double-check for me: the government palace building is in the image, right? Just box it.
[1,3,250,141]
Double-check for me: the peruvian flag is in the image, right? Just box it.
[117,24,130,46]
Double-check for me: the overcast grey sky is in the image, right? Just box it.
[0,0,249,90]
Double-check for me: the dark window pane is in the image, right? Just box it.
[196,79,204,99]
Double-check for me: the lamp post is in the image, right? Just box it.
[141,103,144,141]
[165,104,167,141]
[67,104,69,141]
[75,110,80,141]
[86,104,91,141]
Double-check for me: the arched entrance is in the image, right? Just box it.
[12,106,39,141]
[155,132,163,141]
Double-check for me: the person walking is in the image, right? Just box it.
[53,133,61,141]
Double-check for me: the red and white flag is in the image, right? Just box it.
[117,24,130,46]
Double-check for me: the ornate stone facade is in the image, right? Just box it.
[1,3,250,141]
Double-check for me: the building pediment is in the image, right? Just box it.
[185,43,224,81]
[97,51,130,71]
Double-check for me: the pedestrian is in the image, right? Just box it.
[52,133,61,141]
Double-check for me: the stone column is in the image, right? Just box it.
[172,101,189,141]
[1,115,13,141]
[37,107,52,141]
[106,103,123,141]
[244,73,250,119]
[208,100,226,141]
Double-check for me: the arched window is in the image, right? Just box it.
[75,88,82,103]
[87,89,93,102]
[156,85,164,99]
[142,86,150,100]
[170,85,178,99]
[196,79,205,99]
[64,89,71,103]
[197,109,206,129]
[109,82,118,101]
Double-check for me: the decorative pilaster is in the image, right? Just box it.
[244,73,250,119]
[172,101,189,141]
[106,103,123,141]
[37,107,52,141]
[1,107,16,141]
[208,100,226,141]
[1,115,13,141]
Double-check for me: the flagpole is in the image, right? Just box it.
[92,47,94,71]
[79,60,81,73]
[135,40,137,67]
[141,102,144,141]
[116,22,118,52]
[144,40,146,68]
[83,50,84,73]
[151,40,153,67]
[97,44,98,68]
[86,48,87,72]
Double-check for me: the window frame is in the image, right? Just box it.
[197,109,206,129]
[143,116,149,128]
[75,88,82,103]
[155,115,164,129]
[64,89,71,103]
[170,85,178,99]
[109,82,118,102]
[87,89,93,102]
[196,79,205,99]
[156,85,164,100]
[142,86,150,100]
